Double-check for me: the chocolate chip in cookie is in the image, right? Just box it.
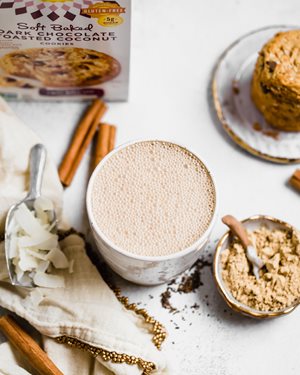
[266,60,277,73]
[87,75,102,80]
[21,83,34,89]
[87,54,99,60]
[33,60,46,66]
[78,64,92,70]
[5,77,17,82]
[260,82,271,94]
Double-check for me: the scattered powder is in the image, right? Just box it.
[221,226,300,311]
[91,141,216,257]
[161,289,177,313]
[160,257,212,312]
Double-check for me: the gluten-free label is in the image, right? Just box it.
[81,2,126,27]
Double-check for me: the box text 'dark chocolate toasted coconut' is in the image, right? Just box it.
[0,0,130,101]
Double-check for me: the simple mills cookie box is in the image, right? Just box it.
[0,0,130,101]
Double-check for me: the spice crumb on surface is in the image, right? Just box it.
[160,258,212,312]
[161,289,178,313]
[221,226,300,311]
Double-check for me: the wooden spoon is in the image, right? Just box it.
[222,215,264,279]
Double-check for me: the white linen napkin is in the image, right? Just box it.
[0,99,63,233]
[0,342,32,375]
[0,98,169,375]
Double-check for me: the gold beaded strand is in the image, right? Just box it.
[113,288,167,349]
[56,336,156,375]
[56,290,167,374]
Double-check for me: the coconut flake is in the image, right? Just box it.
[14,264,24,282]
[47,220,57,233]
[7,198,70,288]
[46,248,69,269]
[19,248,39,272]
[8,235,18,259]
[36,260,50,273]
[18,234,58,249]
[34,197,54,227]
[20,273,34,286]
[34,196,54,212]
[34,208,49,226]
[14,203,52,240]
[33,272,65,288]
[26,248,48,261]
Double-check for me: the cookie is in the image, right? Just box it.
[251,30,300,132]
[0,47,120,87]
[0,49,39,78]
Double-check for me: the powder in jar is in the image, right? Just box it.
[221,226,300,311]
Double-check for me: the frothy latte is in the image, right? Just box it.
[91,141,216,257]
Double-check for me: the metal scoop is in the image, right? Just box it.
[222,215,264,279]
[4,144,57,288]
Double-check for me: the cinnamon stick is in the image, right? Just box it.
[107,125,116,153]
[58,99,106,186]
[0,315,63,375]
[289,169,300,191]
[93,123,116,169]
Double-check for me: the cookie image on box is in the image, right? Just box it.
[251,30,300,132]
[0,49,39,79]
[0,75,35,89]
[0,47,121,88]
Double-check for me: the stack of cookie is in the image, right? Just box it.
[251,30,300,132]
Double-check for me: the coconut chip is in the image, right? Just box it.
[7,198,71,288]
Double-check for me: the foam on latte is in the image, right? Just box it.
[91,141,216,257]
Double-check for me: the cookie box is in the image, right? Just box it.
[0,0,131,101]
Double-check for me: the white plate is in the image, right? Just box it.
[212,25,300,164]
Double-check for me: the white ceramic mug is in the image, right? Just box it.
[86,140,218,285]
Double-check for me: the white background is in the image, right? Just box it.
[6,0,300,374]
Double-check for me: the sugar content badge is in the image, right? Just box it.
[81,1,126,27]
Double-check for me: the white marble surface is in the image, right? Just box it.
[3,0,300,374]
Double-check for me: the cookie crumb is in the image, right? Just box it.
[232,80,240,94]
[262,129,279,140]
[253,122,262,131]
